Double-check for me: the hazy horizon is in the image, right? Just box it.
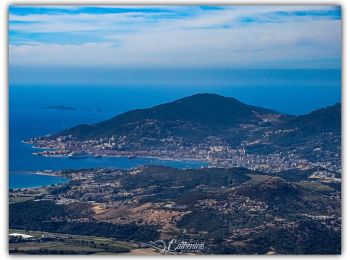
[8,5,342,115]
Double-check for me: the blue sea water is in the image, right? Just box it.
[9,69,341,188]
[10,172,69,189]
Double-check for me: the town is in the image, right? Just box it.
[24,129,341,182]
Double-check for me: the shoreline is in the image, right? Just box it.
[32,152,209,165]
[22,139,210,165]
[10,143,209,190]
[9,171,70,190]
[25,142,209,165]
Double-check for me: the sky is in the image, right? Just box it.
[9,5,341,70]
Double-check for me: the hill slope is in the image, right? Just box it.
[283,103,341,135]
[270,103,341,147]
[53,94,341,156]
[58,93,285,141]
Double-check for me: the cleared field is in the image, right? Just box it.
[125,248,162,255]
[9,196,34,204]
[94,202,185,228]
[9,229,158,255]
[295,182,334,192]
[9,188,49,204]
[244,174,274,185]
[9,241,103,254]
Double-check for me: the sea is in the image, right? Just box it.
[9,69,341,189]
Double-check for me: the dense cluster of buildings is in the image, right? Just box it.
[25,132,340,182]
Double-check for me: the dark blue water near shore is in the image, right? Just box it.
[9,69,341,188]
[10,172,69,189]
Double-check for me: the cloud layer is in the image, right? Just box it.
[9,5,341,68]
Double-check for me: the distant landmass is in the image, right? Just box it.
[57,93,287,139]
[42,105,76,111]
[57,93,340,146]
[41,105,102,113]
[59,94,337,137]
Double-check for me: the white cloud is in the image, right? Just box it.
[9,5,341,68]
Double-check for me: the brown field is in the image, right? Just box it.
[94,202,187,228]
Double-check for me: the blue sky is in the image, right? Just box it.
[9,5,341,69]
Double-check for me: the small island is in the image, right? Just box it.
[41,105,76,111]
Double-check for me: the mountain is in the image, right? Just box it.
[57,93,286,141]
[282,103,341,135]
[53,93,341,154]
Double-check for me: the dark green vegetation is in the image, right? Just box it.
[10,166,341,254]
[57,93,340,146]
[282,102,341,136]
[9,229,137,255]
[9,200,159,242]
[57,93,287,141]
[121,167,250,190]
[271,103,341,147]
[209,219,341,255]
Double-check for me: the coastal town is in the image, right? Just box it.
[24,128,341,183]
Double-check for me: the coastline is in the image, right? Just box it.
[31,151,209,165]
[9,171,70,190]
[10,142,208,190]
[24,141,209,165]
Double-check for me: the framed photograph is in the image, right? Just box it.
[8,4,341,255]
